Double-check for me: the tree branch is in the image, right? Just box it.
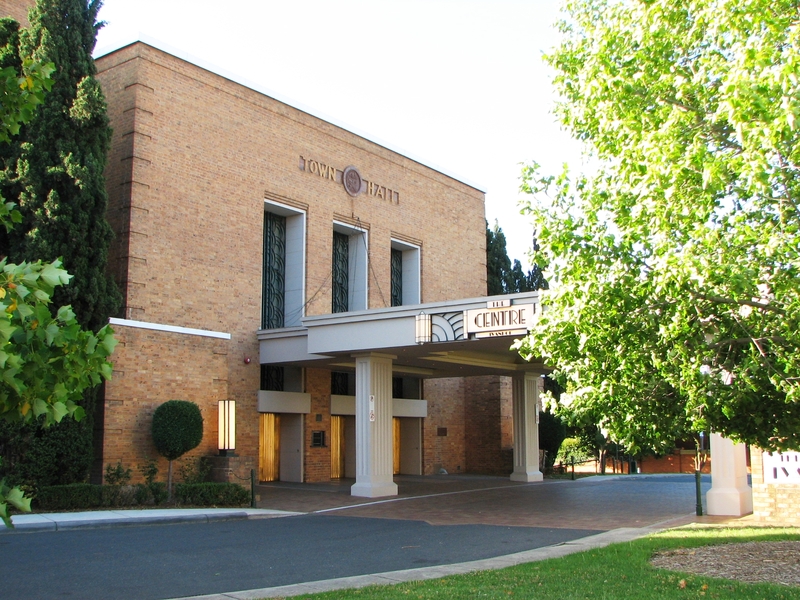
[690,291,785,315]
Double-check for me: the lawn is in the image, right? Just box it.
[287,526,800,599]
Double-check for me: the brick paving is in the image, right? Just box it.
[256,473,713,530]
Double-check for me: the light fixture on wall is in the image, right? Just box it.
[218,400,236,456]
[415,311,431,344]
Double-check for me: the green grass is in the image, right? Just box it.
[286,526,800,599]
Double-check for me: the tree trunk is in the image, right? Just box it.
[167,459,173,502]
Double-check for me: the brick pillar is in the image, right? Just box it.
[351,353,398,498]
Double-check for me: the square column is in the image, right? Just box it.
[351,353,398,498]
[707,432,753,515]
[510,372,543,482]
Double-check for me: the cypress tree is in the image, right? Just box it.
[0,0,119,488]
[486,221,512,295]
[2,0,120,331]
[486,221,548,295]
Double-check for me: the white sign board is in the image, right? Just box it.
[464,303,536,338]
[369,395,375,422]
[763,451,800,484]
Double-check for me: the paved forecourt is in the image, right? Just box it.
[3,474,718,600]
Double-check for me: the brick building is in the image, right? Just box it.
[92,39,548,496]
[3,0,797,514]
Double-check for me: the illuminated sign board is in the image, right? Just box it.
[463,302,536,338]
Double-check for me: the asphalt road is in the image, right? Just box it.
[2,514,597,600]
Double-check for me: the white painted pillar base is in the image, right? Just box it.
[351,353,398,498]
[707,433,753,516]
[510,372,543,483]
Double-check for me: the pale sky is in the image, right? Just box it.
[94,0,582,264]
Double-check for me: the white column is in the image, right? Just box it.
[351,353,398,498]
[706,432,753,516]
[510,372,543,482]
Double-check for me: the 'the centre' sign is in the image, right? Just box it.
[464,302,536,338]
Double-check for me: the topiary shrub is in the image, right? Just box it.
[151,400,203,501]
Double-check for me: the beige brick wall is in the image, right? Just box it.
[422,378,467,474]
[305,368,333,482]
[101,325,231,483]
[750,449,800,526]
[95,42,486,481]
[1,0,34,26]
[464,376,513,475]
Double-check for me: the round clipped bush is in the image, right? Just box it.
[152,400,204,461]
[151,400,203,500]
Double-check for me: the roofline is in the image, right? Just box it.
[94,35,487,194]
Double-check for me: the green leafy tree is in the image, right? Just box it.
[0,0,121,494]
[151,400,204,501]
[0,29,115,527]
[517,0,800,453]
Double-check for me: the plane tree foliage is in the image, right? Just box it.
[517,0,800,453]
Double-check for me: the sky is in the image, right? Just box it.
[94,0,582,264]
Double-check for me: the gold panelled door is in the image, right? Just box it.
[259,413,281,482]
[330,415,345,479]
[393,417,401,475]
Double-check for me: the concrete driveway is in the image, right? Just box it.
[256,473,710,529]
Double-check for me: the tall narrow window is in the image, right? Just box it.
[391,248,403,307]
[262,212,286,329]
[332,231,349,313]
[391,239,421,306]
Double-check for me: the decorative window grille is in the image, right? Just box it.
[332,231,349,313]
[262,212,286,329]
[261,365,284,391]
[391,248,403,307]
[392,376,404,399]
[331,372,349,395]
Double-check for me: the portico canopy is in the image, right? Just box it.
[257,291,547,379]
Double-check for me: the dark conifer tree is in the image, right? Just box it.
[486,221,512,295]
[0,0,119,488]
[2,0,120,331]
[487,221,548,295]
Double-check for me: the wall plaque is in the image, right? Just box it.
[343,165,362,197]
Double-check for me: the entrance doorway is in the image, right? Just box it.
[259,412,304,482]
[259,413,280,481]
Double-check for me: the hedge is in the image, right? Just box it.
[175,482,249,507]
[34,482,168,511]
[35,483,102,510]
[33,481,247,510]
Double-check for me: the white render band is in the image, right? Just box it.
[108,317,231,340]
